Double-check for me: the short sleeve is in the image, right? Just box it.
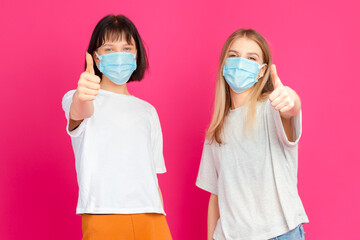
[150,107,166,174]
[196,139,218,195]
[266,99,302,148]
[61,90,89,138]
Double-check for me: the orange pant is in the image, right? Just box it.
[81,213,172,240]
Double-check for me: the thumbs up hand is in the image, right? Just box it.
[269,64,300,118]
[76,52,101,102]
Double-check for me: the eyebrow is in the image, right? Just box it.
[228,50,260,57]
[102,43,114,47]
[247,52,260,57]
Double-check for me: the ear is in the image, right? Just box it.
[258,64,268,79]
[93,51,100,66]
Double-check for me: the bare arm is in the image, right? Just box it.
[69,91,95,131]
[281,115,294,142]
[269,64,301,142]
[158,187,164,208]
[280,87,301,142]
[208,194,220,240]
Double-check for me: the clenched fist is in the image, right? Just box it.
[269,64,297,116]
[76,52,101,102]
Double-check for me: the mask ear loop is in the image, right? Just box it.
[256,64,267,80]
[94,51,102,60]
[94,51,102,71]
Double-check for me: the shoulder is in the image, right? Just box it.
[259,98,271,109]
[203,137,218,150]
[132,96,157,113]
[259,98,275,117]
[263,98,279,117]
[61,90,77,110]
[62,89,76,101]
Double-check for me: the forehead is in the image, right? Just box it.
[101,31,135,46]
[229,37,262,54]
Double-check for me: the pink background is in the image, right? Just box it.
[0,0,359,239]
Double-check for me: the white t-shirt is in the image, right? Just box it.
[196,99,309,240]
[62,89,166,215]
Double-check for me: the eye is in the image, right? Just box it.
[248,56,257,61]
[105,48,113,52]
[229,54,237,58]
[124,47,132,51]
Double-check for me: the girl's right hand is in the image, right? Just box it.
[76,52,101,102]
[69,52,100,125]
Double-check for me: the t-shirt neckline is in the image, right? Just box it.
[98,88,134,97]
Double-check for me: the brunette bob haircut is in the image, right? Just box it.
[85,14,149,82]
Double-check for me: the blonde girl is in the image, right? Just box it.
[196,29,308,240]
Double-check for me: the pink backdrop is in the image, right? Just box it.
[1,0,359,239]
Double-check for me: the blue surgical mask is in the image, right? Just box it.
[222,57,267,93]
[95,51,137,85]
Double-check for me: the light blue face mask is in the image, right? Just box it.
[95,51,137,85]
[222,57,267,93]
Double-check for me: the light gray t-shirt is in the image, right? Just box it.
[196,99,309,240]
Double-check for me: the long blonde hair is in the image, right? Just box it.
[206,29,275,145]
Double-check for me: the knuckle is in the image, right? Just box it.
[78,93,85,100]
[78,87,84,94]
[78,79,85,86]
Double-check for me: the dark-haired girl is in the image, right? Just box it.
[62,14,172,240]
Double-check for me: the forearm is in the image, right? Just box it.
[208,194,220,240]
[70,90,95,120]
[280,87,301,119]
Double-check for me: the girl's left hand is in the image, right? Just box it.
[269,64,299,118]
